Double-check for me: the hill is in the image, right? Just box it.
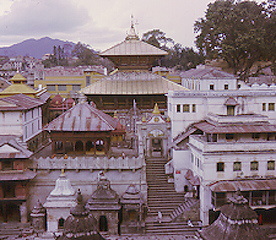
[0,37,76,59]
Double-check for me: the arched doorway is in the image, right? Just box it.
[86,141,94,152]
[99,215,108,231]
[75,141,84,152]
[96,140,105,155]
[58,218,65,229]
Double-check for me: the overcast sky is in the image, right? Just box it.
[0,0,262,52]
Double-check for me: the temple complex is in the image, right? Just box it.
[81,23,187,114]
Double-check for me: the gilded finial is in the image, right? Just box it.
[152,103,161,115]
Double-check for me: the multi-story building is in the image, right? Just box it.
[167,83,276,225]
[180,65,244,91]
[34,66,106,98]
[0,135,35,223]
[0,94,48,152]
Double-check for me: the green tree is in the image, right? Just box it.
[195,0,273,79]
[142,29,204,70]
[142,29,174,50]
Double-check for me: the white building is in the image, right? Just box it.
[167,83,276,225]
[180,65,244,91]
[0,94,44,146]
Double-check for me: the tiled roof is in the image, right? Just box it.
[44,102,122,132]
[101,39,168,56]
[0,94,44,110]
[81,71,188,95]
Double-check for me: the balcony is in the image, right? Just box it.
[189,135,276,153]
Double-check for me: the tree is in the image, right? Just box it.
[142,29,174,50]
[142,29,204,70]
[195,0,274,79]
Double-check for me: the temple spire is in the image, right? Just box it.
[125,15,139,40]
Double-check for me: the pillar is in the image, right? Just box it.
[20,202,28,223]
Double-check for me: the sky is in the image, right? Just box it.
[0,0,263,52]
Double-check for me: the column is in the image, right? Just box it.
[20,202,28,223]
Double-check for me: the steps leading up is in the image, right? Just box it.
[145,157,200,235]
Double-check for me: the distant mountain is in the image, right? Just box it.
[0,37,76,59]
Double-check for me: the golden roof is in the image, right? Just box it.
[81,71,188,95]
[9,73,27,83]
[0,84,37,95]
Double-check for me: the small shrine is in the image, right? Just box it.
[44,100,125,156]
[120,184,146,234]
[136,103,171,158]
[30,199,46,234]
[43,170,76,233]
[199,191,269,240]
[58,189,105,240]
[86,173,121,235]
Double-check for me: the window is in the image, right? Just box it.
[217,162,224,172]
[58,85,67,91]
[47,85,56,91]
[250,161,258,171]
[72,84,81,91]
[192,104,196,112]
[176,104,181,112]
[86,76,91,86]
[268,103,275,111]
[233,162,241,171]
[2,161,13,170]
[227,106,235,116]
[252,133,260,140]
[262,103,266,111]
[267,160,275,170]
[183,104,189,112]
[209,84,214,90]
[226,134,234,140]
[224,84,229,90]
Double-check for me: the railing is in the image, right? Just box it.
[30,156,145,170]
[189,135,276,153]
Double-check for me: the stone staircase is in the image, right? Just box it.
[145,157,200,234]
[0,222,33,238]
[170,198,200,221]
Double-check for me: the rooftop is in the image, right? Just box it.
[81,71,188,95]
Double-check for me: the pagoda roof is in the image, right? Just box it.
[101,39,168,56]
[0,83,37,96]
[81,71,188,95]
[44,102,123,132]
[200,192,269,240]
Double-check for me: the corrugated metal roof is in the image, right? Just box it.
[0,94,43,110]
[0,170,36,181]
[100,39,168,56]
[0,135,33,158]
[209,179,276,192]
[81,71,188,95]
[44,102,122,132]
[180,67,235,79]
[194,121,276,134]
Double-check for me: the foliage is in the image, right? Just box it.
[194,0,275,79]
[142,29,205,70]
[42,45,68,67]
[42,42,114,71]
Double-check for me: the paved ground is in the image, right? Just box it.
[106,234,198,240]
